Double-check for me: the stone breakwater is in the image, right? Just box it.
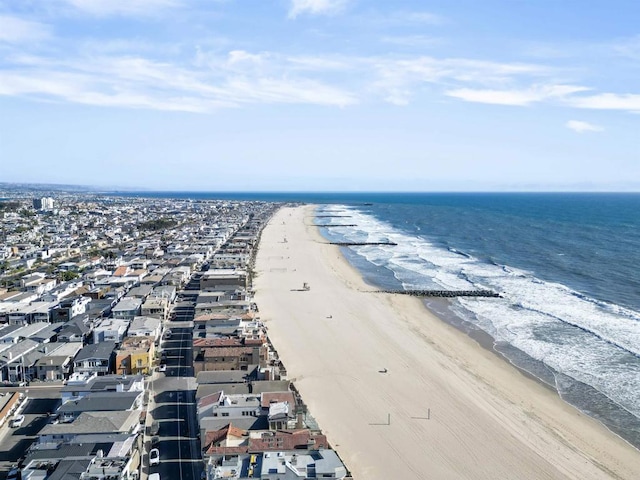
[376,289,502,298]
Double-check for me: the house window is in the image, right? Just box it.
[221,413,229,417]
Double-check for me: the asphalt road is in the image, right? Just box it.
[147,323,202,480]
[0,386,61,479]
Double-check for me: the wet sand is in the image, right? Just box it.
[253,205,640,480]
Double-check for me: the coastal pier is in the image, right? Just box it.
[377,289,501,298]
[316,215,352,218]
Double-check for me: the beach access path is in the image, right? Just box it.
[253,205,640,480]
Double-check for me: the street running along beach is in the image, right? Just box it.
[253,205,640,480]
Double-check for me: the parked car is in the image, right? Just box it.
[149,448,160,466]
[10,414,25,428]
[149,420,160,436]
[7,466,20,480]
[158,364,167,372]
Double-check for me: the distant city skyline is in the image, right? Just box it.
[1,0,639,191]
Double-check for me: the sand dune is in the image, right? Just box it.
[253,205,640,480]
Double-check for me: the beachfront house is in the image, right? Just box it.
[193,337,268,374]
[199,269,248,291]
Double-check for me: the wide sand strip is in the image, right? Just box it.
[253,206,640,480]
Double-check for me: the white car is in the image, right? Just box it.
[149,448,160,466]
[158,364,167,372]
[10,414,25,428]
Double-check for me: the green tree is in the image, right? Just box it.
[60,271,79,281]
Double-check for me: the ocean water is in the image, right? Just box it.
[312,193,640,449]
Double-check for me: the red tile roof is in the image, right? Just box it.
[193,338,243,348]
[247,430,329,452]
[113,266,128,277]
[204,346,255,358]
[198,391,223,409]
[260,392,295,409]
[203,423,249,455]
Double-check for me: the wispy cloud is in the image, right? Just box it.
[566,92,640,112]
[611,35,640,60]
[389,11,446,25]
[0,14,51,43]
[566,120,604,133]
[60,0,183,17]
[445,84,589,106]
[370,56,552,105]
[380,35,442,48]
[288,0,348,19]
[0,51,357,111]
[2,5,638,116]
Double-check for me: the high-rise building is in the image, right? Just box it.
[33,197,54,211]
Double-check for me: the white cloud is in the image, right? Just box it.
[609,35,640,60]
[445,88,538,106]
[566,120,604,133]
[61,0,182,17]
[445,84,590,106]
[369,56,553,105]
[0,14,51,43]
[362,10,446,27]
[0,51,357,112]
[566,93,640,112]
[288,0,348,19]
[380,35,442,48]
[390,11,445,25]
[286,55,351,71]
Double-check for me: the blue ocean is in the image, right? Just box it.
[115,191,640,448]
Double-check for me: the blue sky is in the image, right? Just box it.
[1,0,639,191]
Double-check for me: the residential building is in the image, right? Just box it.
[200,269,248,291]
[140,296,169,320]
[38,410,141,444]
[93,318,129,344]
[111,298,142,321]
[0,338,39,382]
[57,316,91,343]
[115,336,155,375]
[127,316,162,340]
[52,296,92,323]
[33,342,82,381]
[73,341,116,376]
[56,390,143,423]
[61,372,144,405]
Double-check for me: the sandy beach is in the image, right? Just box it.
[253,205,640,480]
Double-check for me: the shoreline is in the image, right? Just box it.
[325,215,640,452]
[254,205,640,479]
